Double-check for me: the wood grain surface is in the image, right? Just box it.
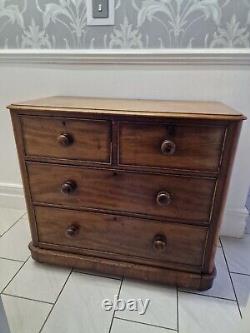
[8,96,245,290]
[21,115,111,163]
[36,206,207,267]
[9,96,245,121]
[119,122,226,171]
[28,162,216,223]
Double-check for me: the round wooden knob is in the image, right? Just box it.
[65,224,79,238]
[61,180,77,194]
[153,235,167,252]
[57,133,74,146]
[161,140,176,155]
[156,191,171,206]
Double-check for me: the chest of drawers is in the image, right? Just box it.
[8,96,245,290]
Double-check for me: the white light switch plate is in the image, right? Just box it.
[87,0,114,26]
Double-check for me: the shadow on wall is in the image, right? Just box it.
[246,188,250,212]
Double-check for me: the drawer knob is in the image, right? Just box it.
[156,191,171,206]
[65,224,79,238]
[61,180,77,194]
[57,133,74,146]
[161,140,176,155]
[153,234,167,252]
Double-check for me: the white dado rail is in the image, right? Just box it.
[0,49,250,66]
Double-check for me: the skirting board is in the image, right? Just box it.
[0,183,248,237]
[0,183,25,210]
[220,208,249,238]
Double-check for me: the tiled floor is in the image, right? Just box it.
[1,207,250,333]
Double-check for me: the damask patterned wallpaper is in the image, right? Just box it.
[0,0,250,49]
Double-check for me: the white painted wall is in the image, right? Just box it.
[0,62,249,236]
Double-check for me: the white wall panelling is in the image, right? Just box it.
[0,50,249,237]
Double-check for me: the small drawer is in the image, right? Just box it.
[28,163,216,224]
[21,116,111,163]
[119,122,226,172]
[36,206,208,268]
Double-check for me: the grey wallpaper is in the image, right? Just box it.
[0,0,250,49]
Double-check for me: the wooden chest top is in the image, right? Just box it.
[8,96,245,120]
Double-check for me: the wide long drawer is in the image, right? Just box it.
[28,163,216,223]
[21,116,111,163]
[119,122,226,172]
[35,206,208,268]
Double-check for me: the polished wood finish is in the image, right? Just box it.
[30,243,216,290]
[161,140,176,156]
[8,96,245,290]
[21,116,111,163]
[61,180,77,195]
[9,96,244,121]
[27,162,216,223]
[119,122,226,171]
[57,133,74,147]
[35,206,207,267]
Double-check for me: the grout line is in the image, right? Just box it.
[176,287,179,333]
[179,290,236,302]
[114,317,177,332]
[39,268,73,333]
[1,255,30,294]
[0,212,27,238]
[0,256,25,263]
[230,271,250,277]
[108,276,124,333]
[219,238,243,318]
[1,293,54,305]
[74,269,122,281]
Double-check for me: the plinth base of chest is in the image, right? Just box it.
[29,242,216,291]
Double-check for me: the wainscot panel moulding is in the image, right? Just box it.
[0,49,250,66]
[8,96,246,290]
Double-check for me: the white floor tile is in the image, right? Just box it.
[231,273,250,320]
[5,257,71,303]
[0,215,31,261]
[0,207,25,236]
[111,318,175,333]
[182,248,235,300]
[178,292,245,333]
[42,272,121,333]
[0,258,22,292]
[221,235,250,275]
[116,279,177,331]
[2,294,51,333]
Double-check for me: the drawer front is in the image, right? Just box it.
[28,163,216,223]
[21,116,111,163]
[119,122,226,171]
[36,206,207,267]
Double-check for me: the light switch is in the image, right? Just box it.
[93,0,109,19]
[87,0,114,26]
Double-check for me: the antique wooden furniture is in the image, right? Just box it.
[8,97,245,290]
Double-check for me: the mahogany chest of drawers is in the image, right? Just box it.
[8,96,245,290]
